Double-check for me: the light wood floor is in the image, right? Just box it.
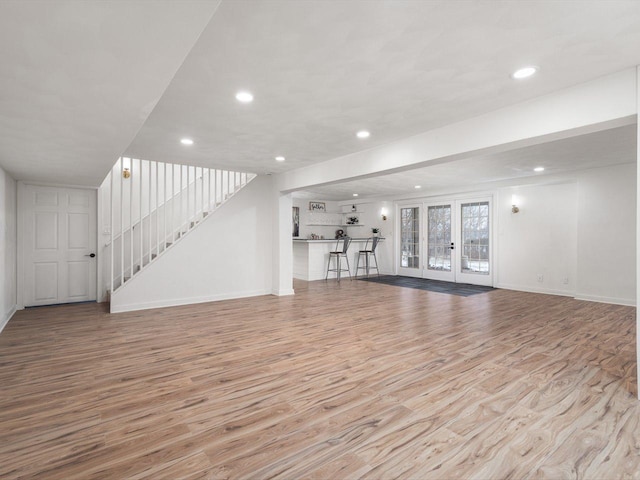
[1,279,638,479]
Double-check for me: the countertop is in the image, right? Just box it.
[293,238,384,242]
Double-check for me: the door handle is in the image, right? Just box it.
[85,253,96,258]
[449,243,455,250]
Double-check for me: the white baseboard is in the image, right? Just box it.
[110,289,272,313]
[272,288,295,296]
[496,283,574,298]
[574,294,636,307]
[497,284,636,307]
[0,306,17,335]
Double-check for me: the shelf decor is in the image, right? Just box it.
[309,202,326,212]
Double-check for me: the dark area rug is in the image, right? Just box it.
[357,275,495,296]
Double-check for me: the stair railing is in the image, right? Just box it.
[108,157,255,292]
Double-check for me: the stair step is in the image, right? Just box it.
[151,253,157,260]
[166,242,172,248]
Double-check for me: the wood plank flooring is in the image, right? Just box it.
[0,279,638,479]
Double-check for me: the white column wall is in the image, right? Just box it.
[577,163,636,305]
[273,187,294,296]
[0,166,17,333]
[636,65,640,399]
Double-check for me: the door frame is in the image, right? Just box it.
[395,192,496,287]
[17,181,100,309]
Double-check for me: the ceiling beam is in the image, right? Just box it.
[277,68,637,193]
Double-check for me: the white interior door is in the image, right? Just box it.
[23,185,97,306]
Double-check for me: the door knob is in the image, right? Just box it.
[85,253,96,258]
[450,242,455,250]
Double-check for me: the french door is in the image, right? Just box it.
[398,205,422,277]
[398,197,493,286]
[425,202,455,282]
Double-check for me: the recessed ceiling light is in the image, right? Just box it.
[512,66,537,79]
[414,185,421,189]
[353,193,359,197]
[180,138,194,145]
[235,91,254,103]
[356,130,370,139]
[275,156,285,162]
[534,166,545,172]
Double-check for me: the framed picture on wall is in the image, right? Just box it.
[292,206,300,237]
[309,202,326,212]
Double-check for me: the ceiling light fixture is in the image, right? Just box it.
[275,156,285,162]
[235,91,254,103]
[534,166,545,172]
[180,138,194,145]
[414,185,421,189]
[512,66,538,79]
[353,193,359,197]
[356,130,370,139]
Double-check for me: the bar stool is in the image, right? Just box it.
[355,237,380,277]
[326,236,352,282]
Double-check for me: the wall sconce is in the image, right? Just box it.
[121,157,131,179]
[381,207,388,221]
[511,195,519,214]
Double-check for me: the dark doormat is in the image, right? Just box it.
[357,275,495,296]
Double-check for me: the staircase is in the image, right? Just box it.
[107,157,256,293]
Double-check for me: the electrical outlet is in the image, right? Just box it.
[537,274,544,283]
[563,277,569,285]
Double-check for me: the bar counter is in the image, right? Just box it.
[293,238,383,280]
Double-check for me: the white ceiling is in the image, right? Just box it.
[0,0,218,185]
[293,124,637,200]
[1,1,640,187]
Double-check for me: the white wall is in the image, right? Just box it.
[338,200,395,275]
[292,198,342,239]
[0,166,17,332]
[110,176,274,312]
[497,182,578,296]
[382,162,635,305]
[577,163,636,305]
[292,198,394,275]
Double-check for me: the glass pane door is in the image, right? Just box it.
[456,199,492,286]
[424,204,455,282]
[399,206,422,277]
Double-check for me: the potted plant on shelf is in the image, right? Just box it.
[371,227,380,237]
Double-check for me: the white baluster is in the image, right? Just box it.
[120,158,124,286]
[129,159,134,281]
[110,161,115,293]
[156,161,159,253]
